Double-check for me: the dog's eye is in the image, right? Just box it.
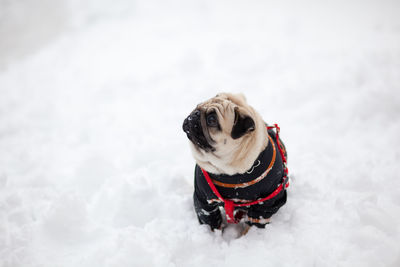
[206,113,218,127]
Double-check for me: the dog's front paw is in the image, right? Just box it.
[241,224,251,236]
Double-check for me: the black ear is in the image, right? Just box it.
[231,109,255,139]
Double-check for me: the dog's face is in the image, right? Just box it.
[182,93,268,175]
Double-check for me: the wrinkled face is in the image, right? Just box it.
[182,93,256,153]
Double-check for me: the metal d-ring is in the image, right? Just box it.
[246,160,261,174]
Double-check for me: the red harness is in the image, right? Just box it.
[201,124,289,224]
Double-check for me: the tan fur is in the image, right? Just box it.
[189,93,269,175]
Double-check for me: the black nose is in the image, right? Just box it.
[182,109,214,152]
[182,109,201,136]
[188,109,201,122]
[183,118,190,133]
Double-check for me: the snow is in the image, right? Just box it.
[1,0,400,266]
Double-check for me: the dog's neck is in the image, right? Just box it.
[194,122,269,175]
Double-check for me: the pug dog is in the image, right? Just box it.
[182,93,288,232]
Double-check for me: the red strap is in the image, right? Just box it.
[268,124,289,175]
[201,168,224,202]
[201,124,289,224]
[201,168,239,223]
[234,178,289,207]
[224,200,236,223]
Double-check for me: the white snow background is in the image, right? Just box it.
[1,0,400,266]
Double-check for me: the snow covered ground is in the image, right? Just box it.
[1,0,400,266]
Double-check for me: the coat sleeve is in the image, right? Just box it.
[193,166,222,230]
[246,190,287,228]
[193,191,222,230]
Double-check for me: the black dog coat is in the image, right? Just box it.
[193,128,288,229]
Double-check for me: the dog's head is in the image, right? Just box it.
[182,93,268,175]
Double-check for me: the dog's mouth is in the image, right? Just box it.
[183,110,215,152]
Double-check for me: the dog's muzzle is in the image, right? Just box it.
[183,109,214,151]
